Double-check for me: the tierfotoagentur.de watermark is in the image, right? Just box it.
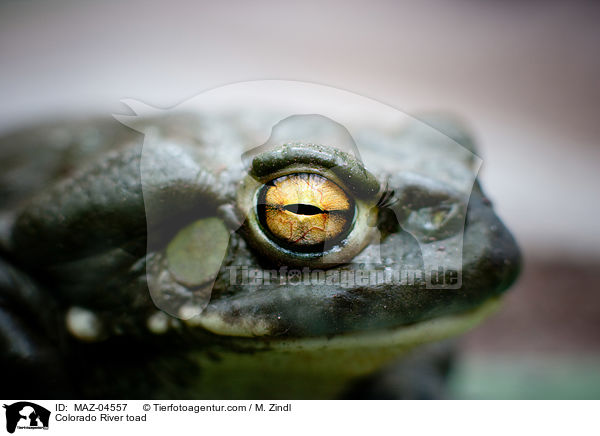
[227,265,461,288]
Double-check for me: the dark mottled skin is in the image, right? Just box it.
[0,113,520,399]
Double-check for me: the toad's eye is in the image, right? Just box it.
[257,173,355,250]
[238,135,380,266]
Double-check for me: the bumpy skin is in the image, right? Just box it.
[0,112,520,399]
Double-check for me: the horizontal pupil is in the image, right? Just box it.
[283,203,324,216]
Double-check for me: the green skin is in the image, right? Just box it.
[0,112,520,399]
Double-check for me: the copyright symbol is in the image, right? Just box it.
[143,404,151,411]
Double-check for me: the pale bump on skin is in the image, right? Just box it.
[178,304,205,320]
[146,311,169,334]
[65,306,104,342]
[262,173,353,246]
[184,311,271,337]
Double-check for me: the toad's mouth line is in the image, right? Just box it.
[189,296,502,351]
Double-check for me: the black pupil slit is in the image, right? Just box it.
[283,203,325,215]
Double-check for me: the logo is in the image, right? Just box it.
[3,402,50,434]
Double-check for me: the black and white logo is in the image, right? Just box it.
[3,402,50,434]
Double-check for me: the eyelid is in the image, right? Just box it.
[246,143,380,200]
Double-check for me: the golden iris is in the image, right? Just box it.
[257,173,354,248]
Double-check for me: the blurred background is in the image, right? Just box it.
[1,0,598,398]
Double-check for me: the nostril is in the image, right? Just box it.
[283,204,325,215]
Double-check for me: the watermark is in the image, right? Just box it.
[3,402,50,434]
[116,80,481,319]
[227,265,460,288]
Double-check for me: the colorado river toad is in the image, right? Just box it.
[0,82,520,399]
